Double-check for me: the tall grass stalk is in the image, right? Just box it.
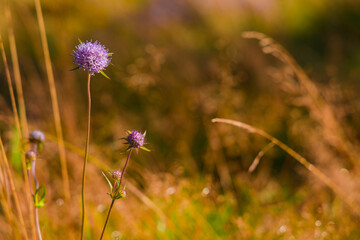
[80,73,92,240]
[5,3,28,137]
[100,148,133,240]
[0,137,29,240]
[0,145,16,236]
[0,35,21,138]
[0,33,37,239]
[0,180,15,236]
[34,0,71,202]
[212,118,360,216]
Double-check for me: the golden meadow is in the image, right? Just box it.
[1,0,360,239]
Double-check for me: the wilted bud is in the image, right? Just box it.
[25,150,37,162]
[29,130,45,143]
[112,170,122,181]
[25,150,36,169]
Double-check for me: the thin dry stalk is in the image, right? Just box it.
[212,118,360,217]
[0,162,16,236]
[242,31,360,168]
[0,137,29,239]
[34,0,71,201]
[5,2,28,137]
[248,142,274,173]
[0,189,15,236]
[0,161,8,201]
[0,34,37,239]
[0,35,21,137]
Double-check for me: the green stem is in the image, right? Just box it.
[99,148,133,240]
[80,74,91,240]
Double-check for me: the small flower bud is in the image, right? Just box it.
[121,189,127,198]
[29,130,45,143]
[25,150,36,170]
[25,150,37,162]
[112,170,122,181]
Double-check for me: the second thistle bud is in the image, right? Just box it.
[112,170,122,181]
[29,130,45,143]
[29,130,45,152]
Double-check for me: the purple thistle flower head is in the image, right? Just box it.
[29,130,45,143]
[125,130,146,148]
[73,40,112,76]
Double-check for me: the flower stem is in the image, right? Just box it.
[99,148,133,240]
[99,199,115,240]
[80,74,91,240]
[34,208,42,240]
[31,159,43,240]
[118,148,133,191]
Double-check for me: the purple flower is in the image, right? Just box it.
[125,131,146,148]
[29,130,45,143]
[73,40,112,76]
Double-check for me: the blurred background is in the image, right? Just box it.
[1,0,360,239]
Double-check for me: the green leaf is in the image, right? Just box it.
[107,53,113,55]
[113,195,123,200]
[125,146,132,152]
[78,38,82,44]
[36,185,46,201]
[34,185,46,208]
[113,192,125,199]
[26,161,32,170]
[102,171,113,193]
[99,70,110,80]
[70,67,80,72]
[140,146,151,152]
